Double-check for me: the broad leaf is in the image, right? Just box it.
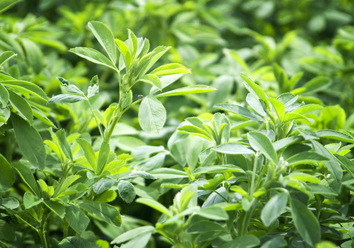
[138,95,166,134]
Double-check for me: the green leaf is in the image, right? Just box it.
[0,51,17,66]
[213,143,254,155]
[0,153,15,192]
[293,76,331,94]
[0,0,22,13]
[261,237,287,248]
[12,162,40,195]
[65,205,90,235]
[261,192,288,227]
[44,200,65,218]
[138,95,166,134]
[78,200,121,226]
[96,141,110,174]
[118,180,136,204]
[197,205,228,220]
[48,94,85,104]
[87,75,99,98]
[292,104,323,115]
[268,98,285,121]
[273,63,289,92]
[22,38,43,74]
[241,74,269,108]
[334,154,354,177]
[178,125,213,141]
[12,114,46,169]
[248,131,277,163]
[215,103,264,121]
[76,138,97,171]
[111,231,152,248]
[315,241,337,248]
[290,198,320,246]
[93,179,116,195]
[9,91,33,123]
[138,74,162,90]
[0,84,9,107]
[315,130,354,143]
[0,220,15,242]
[111,226,154,244]
[151,63,190,76]
[1,80,47,100]
[220,235,260,248]
[136,197,172,217]
[23,192,42,209]
[115,39,131,68]
[286,151,328,166]
[193,165,245,175]
[311,140,342,181]
[56,129,73,161]
[54,175,81,198]
[289,172,322,184]
[69,47,117,70]
[59,237,99,248]
[156,85,216,97]
[150,168,189,179]
[88,21,117,64]
[187,220,224,233]
[137,46,170,76]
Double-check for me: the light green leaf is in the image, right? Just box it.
[111,226,154,244]
[23,192,42,209]
[96,141,110,174]
[0,51,17,66]
[138,95,166,134]
[115,39,131,68]
[56,129,73,161]
[193,165,245,175]
[241,74,269,108]
[0,84,9,107]
[151,63,190,76]
[88,21,117,64]
[69,47,117,70]
[136,197,172,217]
[214,103,263,121]
[1,80,47,100]
[248,131,277,163]
[213,143,254,155]
[48,94,85,104]
[138,74,162,90]
[156,85,216,98]
[76,138,97,171]
[286,151,328,166]
[197,206,228,220]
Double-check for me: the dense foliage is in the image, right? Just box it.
[1,0,354,247]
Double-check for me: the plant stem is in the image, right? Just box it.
[86,98,104,138]
[250,153,259,196]
[38,229,48,248]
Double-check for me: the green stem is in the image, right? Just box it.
[250,153,259,196]
[86,98,104,138]
[38,229,48,248]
